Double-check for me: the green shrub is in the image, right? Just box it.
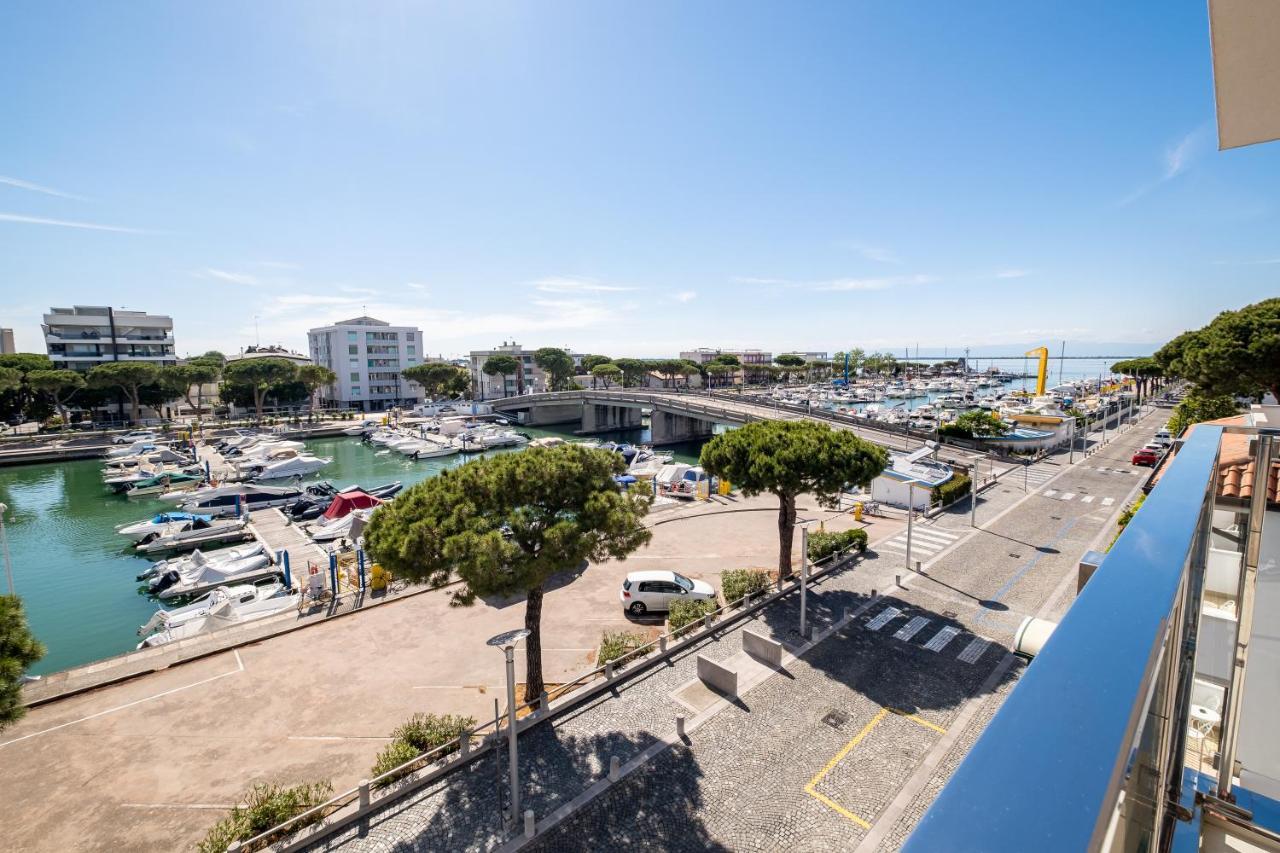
[597,630,648,667]
[370,740,421,788]
[668,597,718,633]
[807,528,868,562]
[197,781,334,853]
[931,473,971,507]
[721,568,771,604]
[368,712,476,788]
[391,712,476,754]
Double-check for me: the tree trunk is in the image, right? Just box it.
[523,584,545,704]
[254,388,265,422]
[128,387,141,425]
[776,492,797,579]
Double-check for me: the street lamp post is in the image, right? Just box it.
[905,482,915,570]
[487,628,531,830]
[799,525,810,639]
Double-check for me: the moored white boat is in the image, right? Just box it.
[137,581,298,647]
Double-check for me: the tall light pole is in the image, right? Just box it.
[487,628,531,829]
[0,502,13,596]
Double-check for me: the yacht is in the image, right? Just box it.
[245,451,331,481]
[125,471,204,498]
[307,507,375,543]
[137,581,298,648]
[134,516,252,554]
[106,440,166,459]
[174,482,305,516]
[136,541,266,580]
[148,548,279,599]
[118,511,215,544]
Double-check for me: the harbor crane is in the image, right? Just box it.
[1024,347,1049,396]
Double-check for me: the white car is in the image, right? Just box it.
[1152,430,1173,447]
[620,570,715,616]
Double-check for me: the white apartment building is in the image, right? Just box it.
[468,341,586,400]
[679,347,773,365]
[308,316,424,412]
[42,306,176,372]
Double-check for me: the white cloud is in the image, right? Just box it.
[0,175,87,201]
[816,274,937,291]
[0,212,147,233]
[339,285,378,295]
[532,276,635,294]
[196,268,260,286]
[672,290,697,303]
[406,282,429,290]
[733,276,800,288]
[1120,122,1214,206]
[994,269,1032,279]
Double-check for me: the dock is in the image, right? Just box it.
[246,508,363,597]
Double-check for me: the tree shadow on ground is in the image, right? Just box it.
[752,566,1018,718]
[476,560,591,608]
[349,722,723,853]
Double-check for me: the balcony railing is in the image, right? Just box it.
[905,424,1230,852]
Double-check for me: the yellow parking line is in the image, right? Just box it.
[888,708,948,734]
[804,708,889,827]
[804,707,947,828]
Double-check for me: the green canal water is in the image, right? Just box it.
[0,425,704,675]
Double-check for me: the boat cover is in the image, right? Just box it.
[322,490,383,520]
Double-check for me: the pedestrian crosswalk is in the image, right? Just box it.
[1092,465,1140,476]
[1042,490,1118,506]
[875,526,962,560]
[1017,465,1059,489]
[859,605,993,665]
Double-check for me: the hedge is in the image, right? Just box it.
[721,568,771,604]
[198,781,334,853]
[807,528,868,563]
[931,473,971,508]
[597,630,648,667]
[668,597,718,633]
[370,712,476,788]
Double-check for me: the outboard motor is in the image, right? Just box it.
[149,569,181,594]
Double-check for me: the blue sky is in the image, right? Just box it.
[1,1,1276,359]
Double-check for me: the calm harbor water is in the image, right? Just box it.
[1,424,703,676]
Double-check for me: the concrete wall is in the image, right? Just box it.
[581,403,643,434]
[1236,508,1280,798]
[696,654,737,695]
[742,630,783,667]
[651,411,715,445]
[871,476,933,510]
[518,402,583,426]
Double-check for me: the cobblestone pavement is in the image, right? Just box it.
[320,408,1163,852]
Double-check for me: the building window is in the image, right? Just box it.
[347,331,357,340]
[350,372,360,382]
[348,344,358,355]
[407,345,416,355]
[407,357,417,364]
[351,386,362,395]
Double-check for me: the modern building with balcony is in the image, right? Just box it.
[307,316,424,412]
[468,341,586,400]
[1,327,15,354]
[678,347,773,365]
[907,407,1280,853]
[41,305,176,372]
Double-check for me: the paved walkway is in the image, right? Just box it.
[317,407,1162,852]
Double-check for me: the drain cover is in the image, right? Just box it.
[1050,515,1062,520]
[822,710,850,730]
[1009,552,1022,559]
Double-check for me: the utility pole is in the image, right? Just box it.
[799,525,810,639]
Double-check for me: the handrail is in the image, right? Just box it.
[242,545,864,850]
[904,425,1227,852]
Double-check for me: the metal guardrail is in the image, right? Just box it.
[904,424,1227,852]
[239,546,866,851]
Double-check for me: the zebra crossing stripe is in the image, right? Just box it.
[867,607,901,631]
[924,626,961,652]
[958,638,990,664]
[1097,467,1110,473]
[876,540,907,553]
[1043,489,1058,498]
[1102,497,1115,507]
[911,529,956,544]
[1081,495,1095,503]
[894,616,930,641]
[1060,493,1076,501]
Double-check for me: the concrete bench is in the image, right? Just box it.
[742,629,783,668]
[696,654,738,696]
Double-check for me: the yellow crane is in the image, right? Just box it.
[1024,347,1049,396]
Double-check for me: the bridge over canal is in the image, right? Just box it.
[488,389,1000,472]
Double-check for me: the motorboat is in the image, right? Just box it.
[137,581,298,648]
[135,515,252,554]
[285,481,402,520]
[223,438,304,460]
[307,507,375,543]
[342,419,381,436]
[654,464,712,499]
[106,439,165,459]
[148,548,279,599]
[125,471,205,498]
[102,447,193,473]
[118,511,215,543]
[247,450,332,479]
[174,482,305,516]
[409,435,460,460]
[105,464,203,493]
[136,541,266,580]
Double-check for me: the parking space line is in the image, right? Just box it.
[887,708,948,734]
[958,638,990,664]
[1080,495,1095,503]
[1043,489,1058,497]
[1060,493,1076,501]
[1102,497,1115,506]
[803,708,889,830]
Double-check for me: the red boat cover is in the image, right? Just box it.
[322,490,383,520]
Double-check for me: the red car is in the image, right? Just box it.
[1132,448,1160,467]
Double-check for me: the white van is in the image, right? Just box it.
[1153,430,1173,447]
